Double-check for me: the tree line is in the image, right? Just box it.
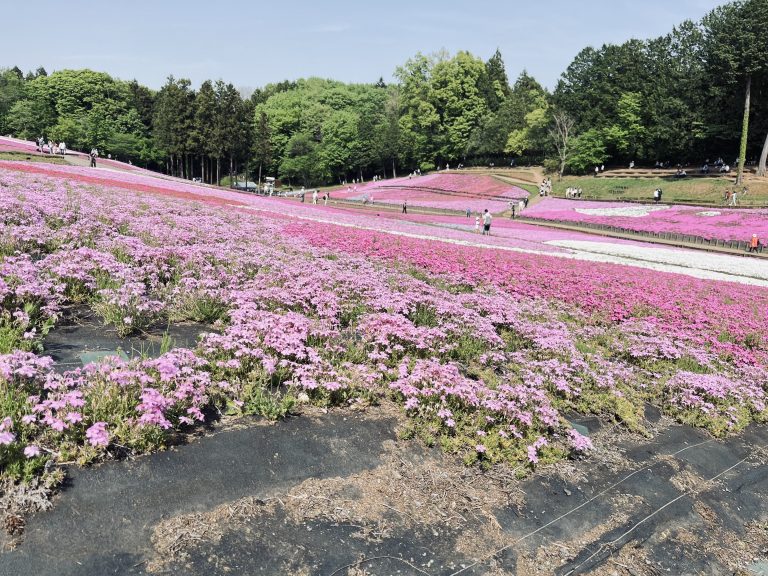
[0,0,765,186]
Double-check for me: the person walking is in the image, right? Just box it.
[482,209,492,236]
[323,193,328,206]
[402,200,407,214]
[730,190,738,206]
[89,148,98,167]
[474,214,480,234]
[312,190,318,205]
[748,234,760,253]
[466,207,471,218]
[510,203,516,219]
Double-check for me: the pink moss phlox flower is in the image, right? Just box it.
[85,422,110,447]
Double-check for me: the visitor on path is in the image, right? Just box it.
[59,142,66,155]
[323,193,328,206]
[300,191,305,203]
[466,207,471,218]
[724,190,731,204]
[594,166,599,177]
[510,203,516,219]
[474,214,480,233]
[730,190,738,206]
[312,190,318,205]
[748,234,761,253]
[653,188,660,203]
[523,197,529,208]
[482,210,492,236]
[89,148,98,167]
[402,200,408,214]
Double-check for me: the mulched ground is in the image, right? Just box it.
[0,403,765,576]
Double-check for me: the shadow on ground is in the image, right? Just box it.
[43,306,209,372]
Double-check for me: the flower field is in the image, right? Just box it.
[0,137,151,173]
[330,173,528,212]
[0,161,767,489]
[524,198,768,243]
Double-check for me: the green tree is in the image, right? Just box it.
[252,110,272,185]
[0,68,26,134]
[481,49,511,112]
[153,76,195,177]
[703,0,768,183]
[567,129,608,174]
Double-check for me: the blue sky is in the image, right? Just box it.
[3,0,724,91]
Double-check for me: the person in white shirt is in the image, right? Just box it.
[482,210,492,235]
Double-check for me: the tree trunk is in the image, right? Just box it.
[392,158,397,179]
[258,162,262,190]
[758,130,768,177]
[216,158,220,186]
[200,155,205,183]
[736,75,751,186]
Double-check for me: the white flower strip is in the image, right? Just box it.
[575,205,671,218]
[548,240,768,284]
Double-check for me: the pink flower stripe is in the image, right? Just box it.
[525,198,768,243]
[329,173,528,212]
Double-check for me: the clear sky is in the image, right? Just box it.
[2,0,725,92]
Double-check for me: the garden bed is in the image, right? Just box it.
[523,198,768,244]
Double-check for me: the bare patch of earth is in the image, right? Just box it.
[0,406,766,576]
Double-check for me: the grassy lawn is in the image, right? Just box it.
[0,151,70,165]
[550,175,768,206]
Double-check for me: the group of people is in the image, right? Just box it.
[539,178,552,197]
[653,188,664,203]
[724,187,747,206]
[36,137,67,155]
[506,199,526,219]
[471,209,493,235]
[407,169,423,179]
[565,187,583,198]
[305,189,329,205]
[593,164,606,176]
